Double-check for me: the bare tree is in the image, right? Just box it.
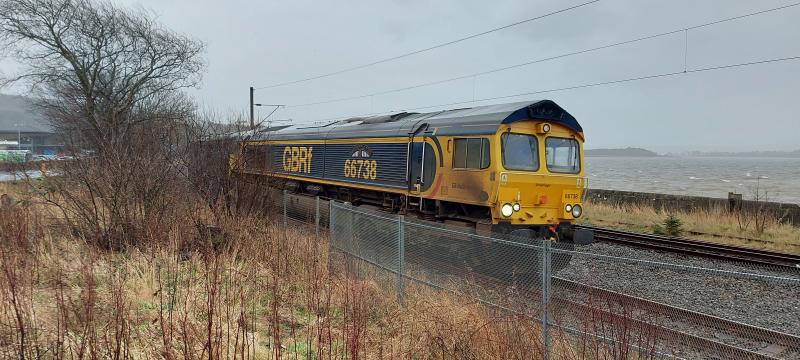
[0,0,206,246]
[0,0,205,153]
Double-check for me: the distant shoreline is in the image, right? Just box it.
[585,147,660,157]
[679,151,800,158]
[585,147,800,158]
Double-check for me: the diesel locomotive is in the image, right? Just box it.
[232,100,591,271]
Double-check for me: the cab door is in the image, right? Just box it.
[408,137,436,195]
[408,140,424,195]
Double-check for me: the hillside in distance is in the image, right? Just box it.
[683,150,800,158]
[584,147,660,157]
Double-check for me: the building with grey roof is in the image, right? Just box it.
[0,94,63,154]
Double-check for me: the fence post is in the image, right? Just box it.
[282,189,288,229]
[397,215,405,305]
[346,202,355,276]
[348,203,355,249]
[315,196,320,238]
[541,240,552,360]
[328,201,335,273]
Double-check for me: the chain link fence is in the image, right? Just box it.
[273,191,800,359]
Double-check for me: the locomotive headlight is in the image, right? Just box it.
[565,204,573,213]
[543,123,551,133]
[512,203,520,212]
[571,204,583,218]
[501,203,514,217]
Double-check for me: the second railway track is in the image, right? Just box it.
[577,225,800,269]
[398,253,800,360]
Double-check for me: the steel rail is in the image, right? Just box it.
[577,225,800,269]
[428,257,800,359]
[346,243,800,360]
[550,299,790,360]
[287,198,800,357]
[552,277,800,357]
[422,255,800,359]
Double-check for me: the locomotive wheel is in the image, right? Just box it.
[506,229,546,286]
[509,228,540,244]
[551,241,575,273]
[509,229,575,273]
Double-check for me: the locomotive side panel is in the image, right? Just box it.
[267,143,326,180]
[261,140,410,190]
[324,142,408,189]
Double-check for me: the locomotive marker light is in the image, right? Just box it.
[513,203,521,212]
[501,203,514,217]
[565,204,573,213]
[538,123,551,134]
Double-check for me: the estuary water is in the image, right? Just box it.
[0,170,49,182]
[586,156,800,204]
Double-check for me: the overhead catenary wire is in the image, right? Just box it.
[290,54,800,126]
[283,1,800,109]
[253,0,600,90]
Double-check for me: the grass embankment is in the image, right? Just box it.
[0,180,30,196]
[580,200,800,254]
[1,191,565,359]
[5,179,763,358]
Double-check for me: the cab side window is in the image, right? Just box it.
[453,138,490,169]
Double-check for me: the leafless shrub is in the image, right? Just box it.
[750,181,775,235]
[735,204,752,233]
[182,110,243,209]
[0,206,38,358]
[180,109,278,217]
[734,179,779,235]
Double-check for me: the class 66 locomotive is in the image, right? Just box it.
[232,100,593,272]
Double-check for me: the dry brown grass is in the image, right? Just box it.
[0,200,570,359]
[580,199,800,254]
[0,180,31,198]
[0,180,683,359]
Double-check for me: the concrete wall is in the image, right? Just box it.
[586,188,800,226]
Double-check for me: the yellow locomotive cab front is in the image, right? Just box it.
[491,121,586,239]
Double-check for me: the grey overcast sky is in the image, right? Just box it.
[5,0,800,152]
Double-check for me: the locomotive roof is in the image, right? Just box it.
[257,100,581,141]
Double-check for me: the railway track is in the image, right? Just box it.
[551,277,800,359]
[286,199,800,357]
[411,256,800,359]
[329,241,800,359]
[443,265,799,359]
[577,225,800,269]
